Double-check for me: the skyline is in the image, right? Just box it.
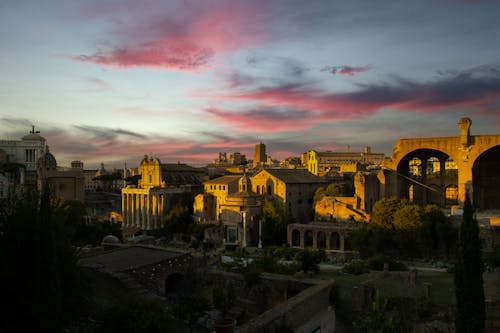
[1,0,500,168]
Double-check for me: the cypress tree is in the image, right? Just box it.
[454,194,485,333]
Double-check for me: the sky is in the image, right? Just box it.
[1,0,500,169]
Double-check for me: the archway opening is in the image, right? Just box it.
[396,149,454,207]
[330,232,340,250]
[473,145,500,210]
[291,229,300,247]
[317,231,326,249]
[304,230,313,247]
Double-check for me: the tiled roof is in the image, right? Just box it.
[257,169,329,184]
[204,175,242,185]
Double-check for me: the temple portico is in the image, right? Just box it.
[121,188,167,230]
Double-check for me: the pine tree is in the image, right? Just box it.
[454,194,485,333]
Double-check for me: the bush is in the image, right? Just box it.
[366,254,408,271]
[343,259,369,275]
[100,294,172,333]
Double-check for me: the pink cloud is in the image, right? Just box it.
[205,106,323,132]
[321,65,371,76]
[74,2,269,71]
[223,84,378,119]
[219,66,500,122]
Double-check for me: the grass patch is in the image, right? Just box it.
[320,269,455,330]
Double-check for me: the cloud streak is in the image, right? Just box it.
[205,106,321,132]
[321,65,371,76]
[218,65,500,125]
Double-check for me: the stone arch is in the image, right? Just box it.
[291,229,300,247]
[472,145,500,209]
[164,272,184,296]
[396,148,452,207]
[330,232,340,250]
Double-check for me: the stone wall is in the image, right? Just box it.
[237,279,335,333]
[125,252,192,296]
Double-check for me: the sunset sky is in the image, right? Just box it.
[1,0,500,169]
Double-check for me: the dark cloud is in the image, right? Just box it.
[224,65,500,118]
[74,125,147,140]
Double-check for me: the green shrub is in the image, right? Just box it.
[366,254,408,271]
[343,259,369,275]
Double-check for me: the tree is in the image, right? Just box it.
[421,205,456,257]
[392,204,423,230]
[101,294,172,333]
[313,182,354,204]
[325,182,354,197]
[261,199,291,246]
[0,187,85,332]
[371,198,409,229]
[163,203,193,234]
[455,194,485,333]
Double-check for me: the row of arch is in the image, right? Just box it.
[395,145,500,209]
[288,228,351,251]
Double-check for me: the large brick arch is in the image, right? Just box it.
[472,145,500,209]
[393,148,454,206]
[384,118,500,208]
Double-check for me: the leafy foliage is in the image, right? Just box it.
[294,248,325,273]
[349,200,457,259]
[0,188,86,332]
[313,182,355,204]
[51,198,122,246]
[354,291,412,333]
[92,172,122,181]
[212,284,236,318]
[163,203,193,234]
[371,198,410,229]
[343,259,369,275]
[100,294,173,333]
[261,199,292,246]
[172,294,210,333]
[455,194,485,333]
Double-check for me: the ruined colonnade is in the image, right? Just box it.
[122,189,167,230]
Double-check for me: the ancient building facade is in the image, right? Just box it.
[383,117,500,209]
[122,156,165,230]
[251,168,328,222]
[0,127,46,191]
[193,175,241,222]
[306,147,385,176]
[121,156,204,230]
[37,145,85,202]
[0,126,46,172]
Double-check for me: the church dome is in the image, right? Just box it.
[239,172,251,192]
[22,126,46,142]
[22,133,46,142]
[37,145,57,171]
